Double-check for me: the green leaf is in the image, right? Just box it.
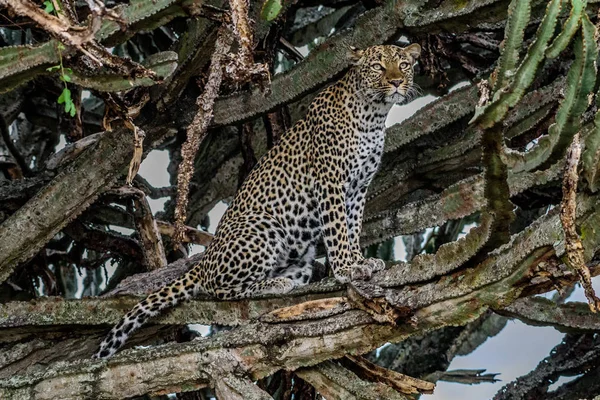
[57,43,65,51]
[60,74,71,82]
[57,87,71,104]
[46,65,60,72]
[69,103,77,117]
[260,0,283,21]
[64,100,72,113]
[43,1,55,13]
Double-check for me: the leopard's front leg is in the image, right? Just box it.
[347,184,368,261]
[314,141,382,283]
[346,184,385,274]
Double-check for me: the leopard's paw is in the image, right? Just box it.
[350,258,385,281]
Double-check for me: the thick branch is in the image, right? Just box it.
[498,297,600,332]
[2,191,600,398]
[0,240,591,399]
[0,127,136,283]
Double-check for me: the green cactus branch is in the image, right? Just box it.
[376,212,494,287]
[95,0,179,42]
[479,124,514,251]
[0,42,59,81]
[499,296,600,332]
[491,0,532,93]
[362,157,565,247]
[360,194,600,314]
[366,78,563,222]
[69,51,178,92]
[546,0,587,59]
[472,0,563,129]
[384,84,479,154]
[416,78,563,175]
[502,13,597,173]
[545,12,598,167]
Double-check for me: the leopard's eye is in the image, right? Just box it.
[399,62,410,69]
[371,64,385,71]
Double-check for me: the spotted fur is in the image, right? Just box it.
[94,44,421,358]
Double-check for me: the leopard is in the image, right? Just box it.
[94,43,421,358]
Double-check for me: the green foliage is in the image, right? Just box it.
[260,0,283,21]
[471,0,563,129]
[471,0,598,175]
[44,6,77,118]
[43,1,55,13]
[57,87,76,117]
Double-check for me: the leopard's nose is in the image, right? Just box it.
[390,79,404,87]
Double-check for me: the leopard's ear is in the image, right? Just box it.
[348,45,364,65]
[403,43,422,62]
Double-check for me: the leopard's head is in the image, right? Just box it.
[349,44,421,104]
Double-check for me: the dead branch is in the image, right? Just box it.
[0,113,32,177]
[63,220,143,261]
[227,0,269,84]
[559,133,600,312]
[296,361,412,400]
[493,333,600,400]
[128,188,168,270]
[0,126,136,283]
[173,25,234,245]
[343,355,435,394]
[499,296,600,332]
[429,369,500,385]
[156,220,214,246]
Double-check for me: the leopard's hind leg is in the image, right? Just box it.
[208,212,299,299]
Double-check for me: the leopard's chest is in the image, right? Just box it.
[346,114,386,190]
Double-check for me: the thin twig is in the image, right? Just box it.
[560,133,600,312]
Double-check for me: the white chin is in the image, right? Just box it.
[386,93,406,104]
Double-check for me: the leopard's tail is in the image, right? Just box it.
[93,269,203,359]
